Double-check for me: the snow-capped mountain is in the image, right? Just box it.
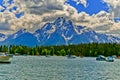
[0,17,120,47]
[0,29,39,47]
[34,17,120,46]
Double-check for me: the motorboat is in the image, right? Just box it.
[67,55,76,59]
[0,53,11,63]
[106,56,114,62]
[96,55,106,61]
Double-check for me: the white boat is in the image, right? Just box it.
[0,53,11,63]
[96,55,106,61]
[106,56,114,62]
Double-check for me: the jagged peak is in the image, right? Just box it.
[12,28,28,38]
[1,17,120,46]
[54,17,66,25]
[17,28,27,33]
[56,17,65,20]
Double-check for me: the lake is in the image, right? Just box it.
[0,56,120,80]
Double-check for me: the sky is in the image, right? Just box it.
[0,0,120,37]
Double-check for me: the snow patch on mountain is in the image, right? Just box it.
[0,36,7,41]
[0,33,7,41]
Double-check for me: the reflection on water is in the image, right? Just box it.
[0,56,120,80]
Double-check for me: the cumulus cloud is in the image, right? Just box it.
[102,0,120,37]
[103,0,120,17]
[71,11,113,27]
[0,0,69,33]
[0,0,120,38]
[110,22,120,30]
[103,0,120,8]
[1,0,81,33]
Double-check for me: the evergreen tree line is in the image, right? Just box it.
[0,43,120,57]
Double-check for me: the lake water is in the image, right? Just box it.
[0,56,120,80]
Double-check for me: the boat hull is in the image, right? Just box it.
[0,61,11,63]
[0,56,10,60]
[96,55,106,61]
[0,56,11,63]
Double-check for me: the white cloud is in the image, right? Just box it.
[103,0,120,18]
[72,0,87,7]
[1,0,79,33]
[0,0,120,38]
[109,22,120,31]
[102,0,120,37]
[1,0,111,27]
[103,0,120,8]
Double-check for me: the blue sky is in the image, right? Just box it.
[0,0,110,17]
[66,0,120,22]
[66,0,110,15]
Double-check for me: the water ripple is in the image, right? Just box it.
[0,56,120,80]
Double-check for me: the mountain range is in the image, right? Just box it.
[0,17,120,47]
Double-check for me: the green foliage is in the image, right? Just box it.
[0,43,120,56]
[57,49,66,56]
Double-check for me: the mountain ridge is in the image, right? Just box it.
[0,17,120,47]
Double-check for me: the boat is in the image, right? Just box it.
[0,53,11,63]
[67,55,76,59]
[96,55,106,61]
[106,56,114,62]
[112,55,117,59]
[6,54,14,58]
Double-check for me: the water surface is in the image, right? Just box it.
[0,56,120,80]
